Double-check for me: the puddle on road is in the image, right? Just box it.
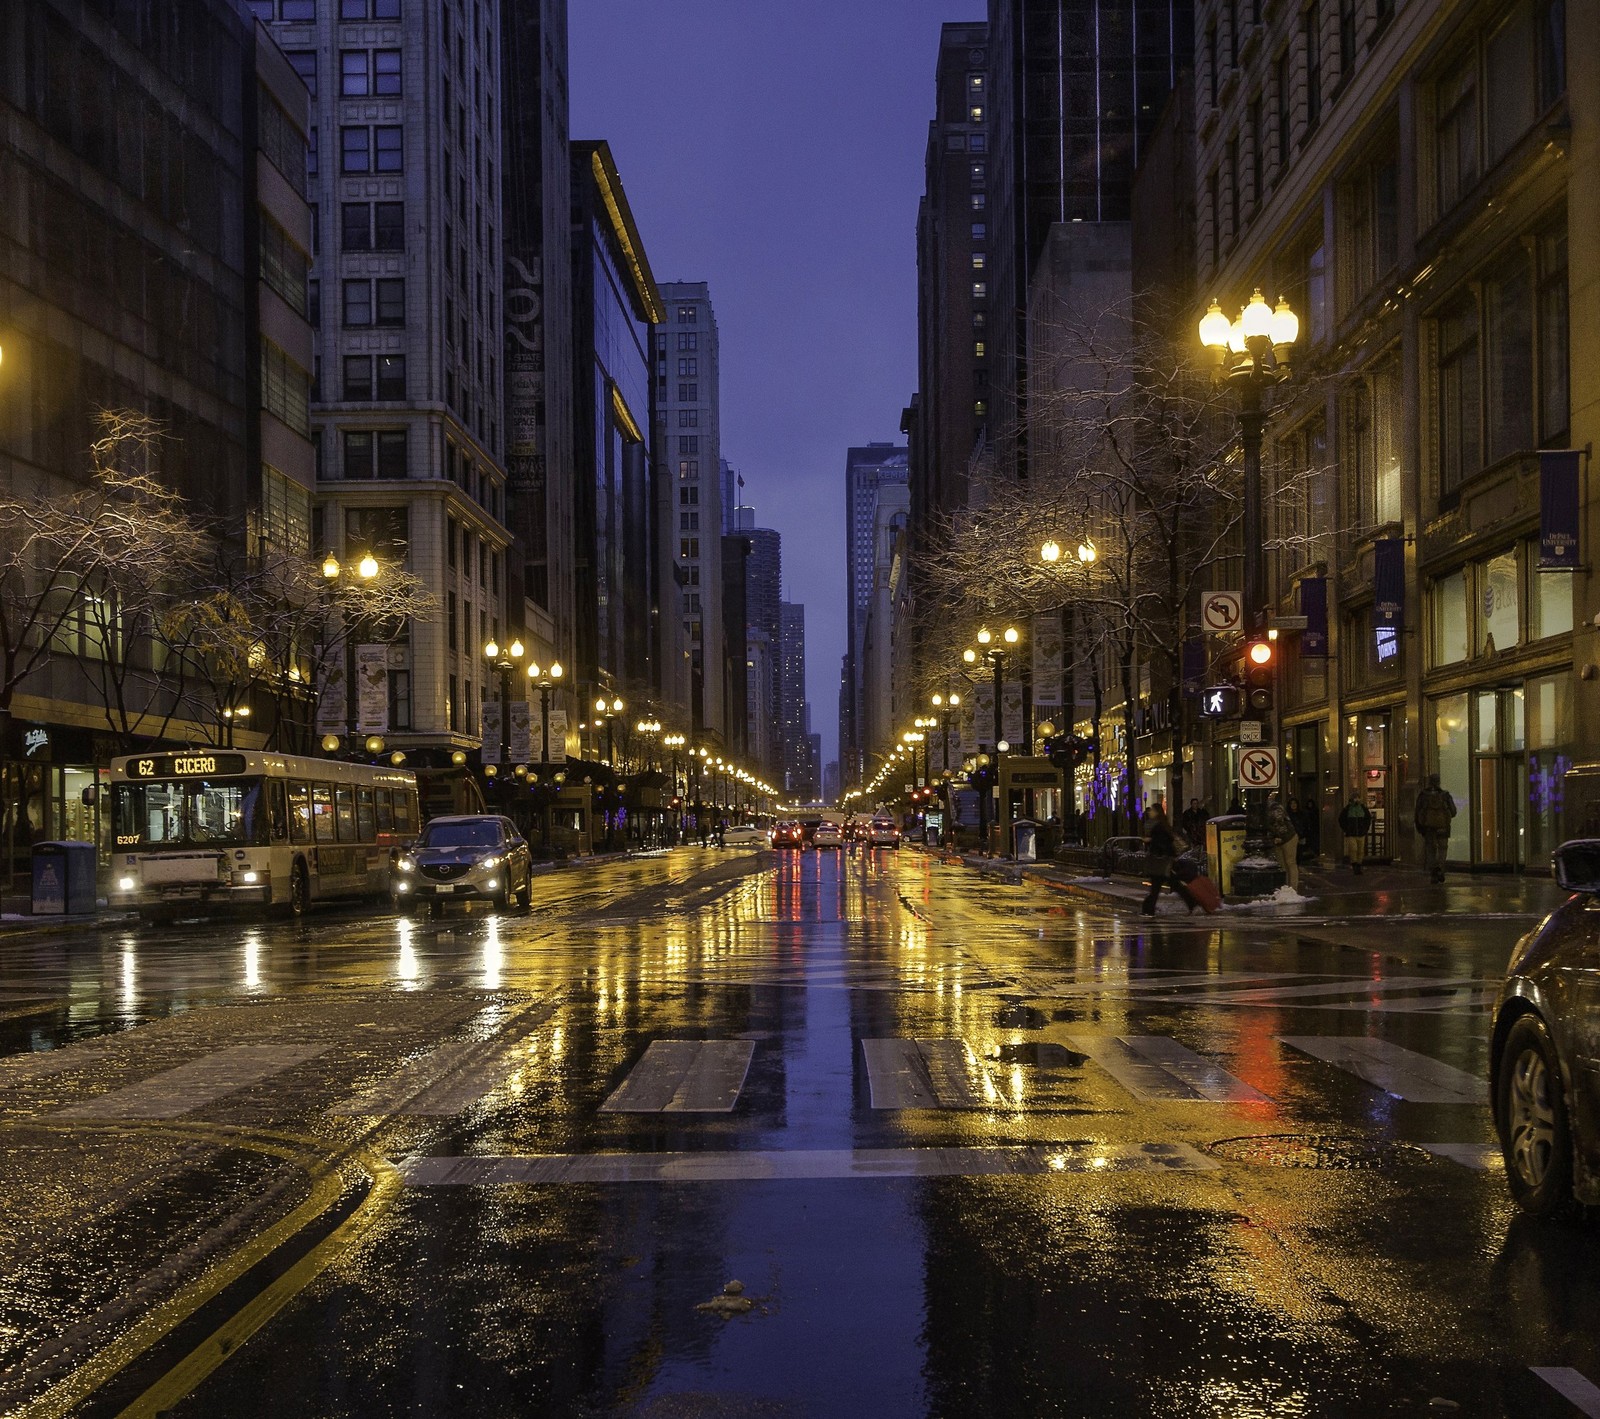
[991,1042,1087,1068]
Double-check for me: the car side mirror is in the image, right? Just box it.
[1553,839,1600,893]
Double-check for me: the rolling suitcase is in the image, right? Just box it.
[1185,873,1222,914]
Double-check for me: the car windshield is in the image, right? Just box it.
[420,820,502,850]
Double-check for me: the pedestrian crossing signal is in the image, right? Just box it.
[1199,686,1239,718]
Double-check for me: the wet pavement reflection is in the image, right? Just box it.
[1,846,1598,1416]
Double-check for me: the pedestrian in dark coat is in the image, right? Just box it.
[1414,774,1457,882]
[1337,793,1372,873]
[1140,809,1198,916]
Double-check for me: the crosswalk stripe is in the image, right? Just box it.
[58,1044,329,1119]
[1279,1036,1486,1103]
[1533,1368,1600,1416]
[1418,1142,1503,1170]
[401,1140,1218,1185]
[1067,1035,1268,1102]
[599,1040,755,1113]
[862,1038,994,1109]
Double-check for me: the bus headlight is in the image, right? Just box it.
[240,871,259,884]
[117,876,136,892]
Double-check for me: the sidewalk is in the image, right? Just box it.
[935,848,1568,922]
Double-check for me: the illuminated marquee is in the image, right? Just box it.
[125,754,249,779]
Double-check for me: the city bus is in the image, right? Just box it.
[108,750,420,919]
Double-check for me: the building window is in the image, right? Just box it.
[1539,227,1569,442]
[1226,133,1240,248]
[388,670,412,731]
[261,341,310,436]
[1247,95,1264,210]
[678,383,698,401]
[678,409,699,428]
[344,355,373,400]
[680,511,699,531]
[255,465,312,555]
[375,278,405,326]
[377,354,406,400]
[342,279,372,325]
[340,50,370,96]
[344,430,374,479]
[1207,168,1221,268]
[1303,5,1322,133]
[342,202,372,250]
[1207,23,1219,106]
[374,201,404,250]
[970,163,985,186]
[679,436,699,455]
[286,51,317,99]
[1275,51,1292,174]
[1435,51,1479,214]
[1338,0,1357,83]
[974,341,986,358]
[376,430,407,479]
[374,125,403,171]
[342,0,402,17]
[677,304,698,324]
[969,134,985,152]
[972,282,987,299]
[678,460,699,478]
[971,193,986,211]
[374,50,402,94]
[1436,297,1482,495]
[971,222,986,240]
[1429,571,1467,667]
[1484,249,1535,463]
[677,358,698,376]
[1336,148,1399,313]
[677,332,698,351]
[971,253,986,270]
[340,126,370,172]
[260,213,309,316]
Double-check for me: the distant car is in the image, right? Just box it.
[1491,839,1600,1217]
[770,822,807,850]
[813,822,844,848]
[394,814,532,912]
[866,818,901,848]
[722,824,767,847]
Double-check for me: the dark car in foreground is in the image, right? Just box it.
[770,822,807,850]
[1491,839,1600,1217]
[394,814,532,913]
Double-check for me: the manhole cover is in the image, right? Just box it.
[992,1042,1085,1068]
[1207,1134,1434,1169]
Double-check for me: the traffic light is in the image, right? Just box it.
[1245,639,1275,713]
[1199,685,1240,718]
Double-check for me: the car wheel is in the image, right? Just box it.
[290,861,311,919]
[516,870,532,910]
[1498,1013,1577,1219]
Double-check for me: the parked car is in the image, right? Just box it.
[394,814,532,913]
[770,822,807,850]
[722,824,767,847]
[866,818,902,848]
[813,822,845,848]
[1491,839,1600,1217]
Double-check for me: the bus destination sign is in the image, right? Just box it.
[126,753,249,780]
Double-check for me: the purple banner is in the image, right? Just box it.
[1540,450,1582,569]
[1373,539,1404,631]
[1300,576,1328,657]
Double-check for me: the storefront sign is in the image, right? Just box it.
[1539,450,1582,570]
[22,728,50,758]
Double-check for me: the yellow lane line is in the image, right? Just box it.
[112,1150,402,1419]
[5,1122,348,1419]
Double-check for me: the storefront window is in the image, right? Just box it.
[1531,567,1573,639]
[1431,571,1468,665]
[1433,692,1471,825]
[1481,549,1519,653]
[1526,670,1572,865]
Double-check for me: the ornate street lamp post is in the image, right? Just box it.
[482,637,524,777]
[525,658,564,850]
[320,551,380,755]
[1199,288,1299,894]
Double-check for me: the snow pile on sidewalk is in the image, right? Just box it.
[1221,884,1316,910]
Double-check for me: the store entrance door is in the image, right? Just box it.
[1472,687,1526,869]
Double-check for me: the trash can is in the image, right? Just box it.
[31,841,97,916]
[1012,819,1038,862]
[1205,816,1248,897]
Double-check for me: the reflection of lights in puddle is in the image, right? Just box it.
[482,919,503,989]
[242,932,262,990]
[395,919,421,985]
[120,947,137,1017]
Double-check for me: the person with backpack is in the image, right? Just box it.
[1268,793,1299,890]
[1337,792,1372,874]
[1139,806,1199,916]
[1414,774,1457,883]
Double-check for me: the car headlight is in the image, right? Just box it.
[397,857,415,873]
[477,854,504,870]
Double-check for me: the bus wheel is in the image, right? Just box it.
[290,862,310,918]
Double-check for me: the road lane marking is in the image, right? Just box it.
[58,1044,329,1119]
[401,1141,1218,1185]
[1533,1368,1600,1417]
[599,1040,755,1113]
[1278,1036,1486,1103]
[862,1038,996,1108]
[1418,1141,1504,1169]
[1067,1035,1269,1102]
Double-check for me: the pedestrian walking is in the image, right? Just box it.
[1180,797,1205,843]
[1139,807,1198,916]
[1414,774,1456,883]
[1268,793,1299,891]
[1337,792,1372,873]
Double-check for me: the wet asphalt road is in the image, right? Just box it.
[1,847,1599,1418]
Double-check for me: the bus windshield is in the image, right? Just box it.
[113,779,269,849]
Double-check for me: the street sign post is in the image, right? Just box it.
[1239,746,1280,790]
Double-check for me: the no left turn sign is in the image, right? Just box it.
[1202,591,1243,634]
[1239,746,1280,790]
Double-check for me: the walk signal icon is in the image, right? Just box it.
[1200,686,1239,718]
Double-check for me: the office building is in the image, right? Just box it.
[255,0,512,760]
[0,2,314,867]
[743,526,782,778]
[861,481,911,780]
[1190,0,1593,868]
[842,442,909,788]
[654,282,726,740]
[778,601,809,797]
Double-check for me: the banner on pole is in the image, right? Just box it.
[547,709,568,764]
[1540,450,1582,569]
[316,656,346,734]
[1300,577,1328,657]
[508,701,532,763]
[1031,615,1063,708]
[973,683,995,751]
[1001,680,1025,746]
[1373,538,1404,630]
[480,700,502,765]
[355,645,389,734]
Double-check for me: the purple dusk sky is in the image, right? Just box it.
[570,1,957,770]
